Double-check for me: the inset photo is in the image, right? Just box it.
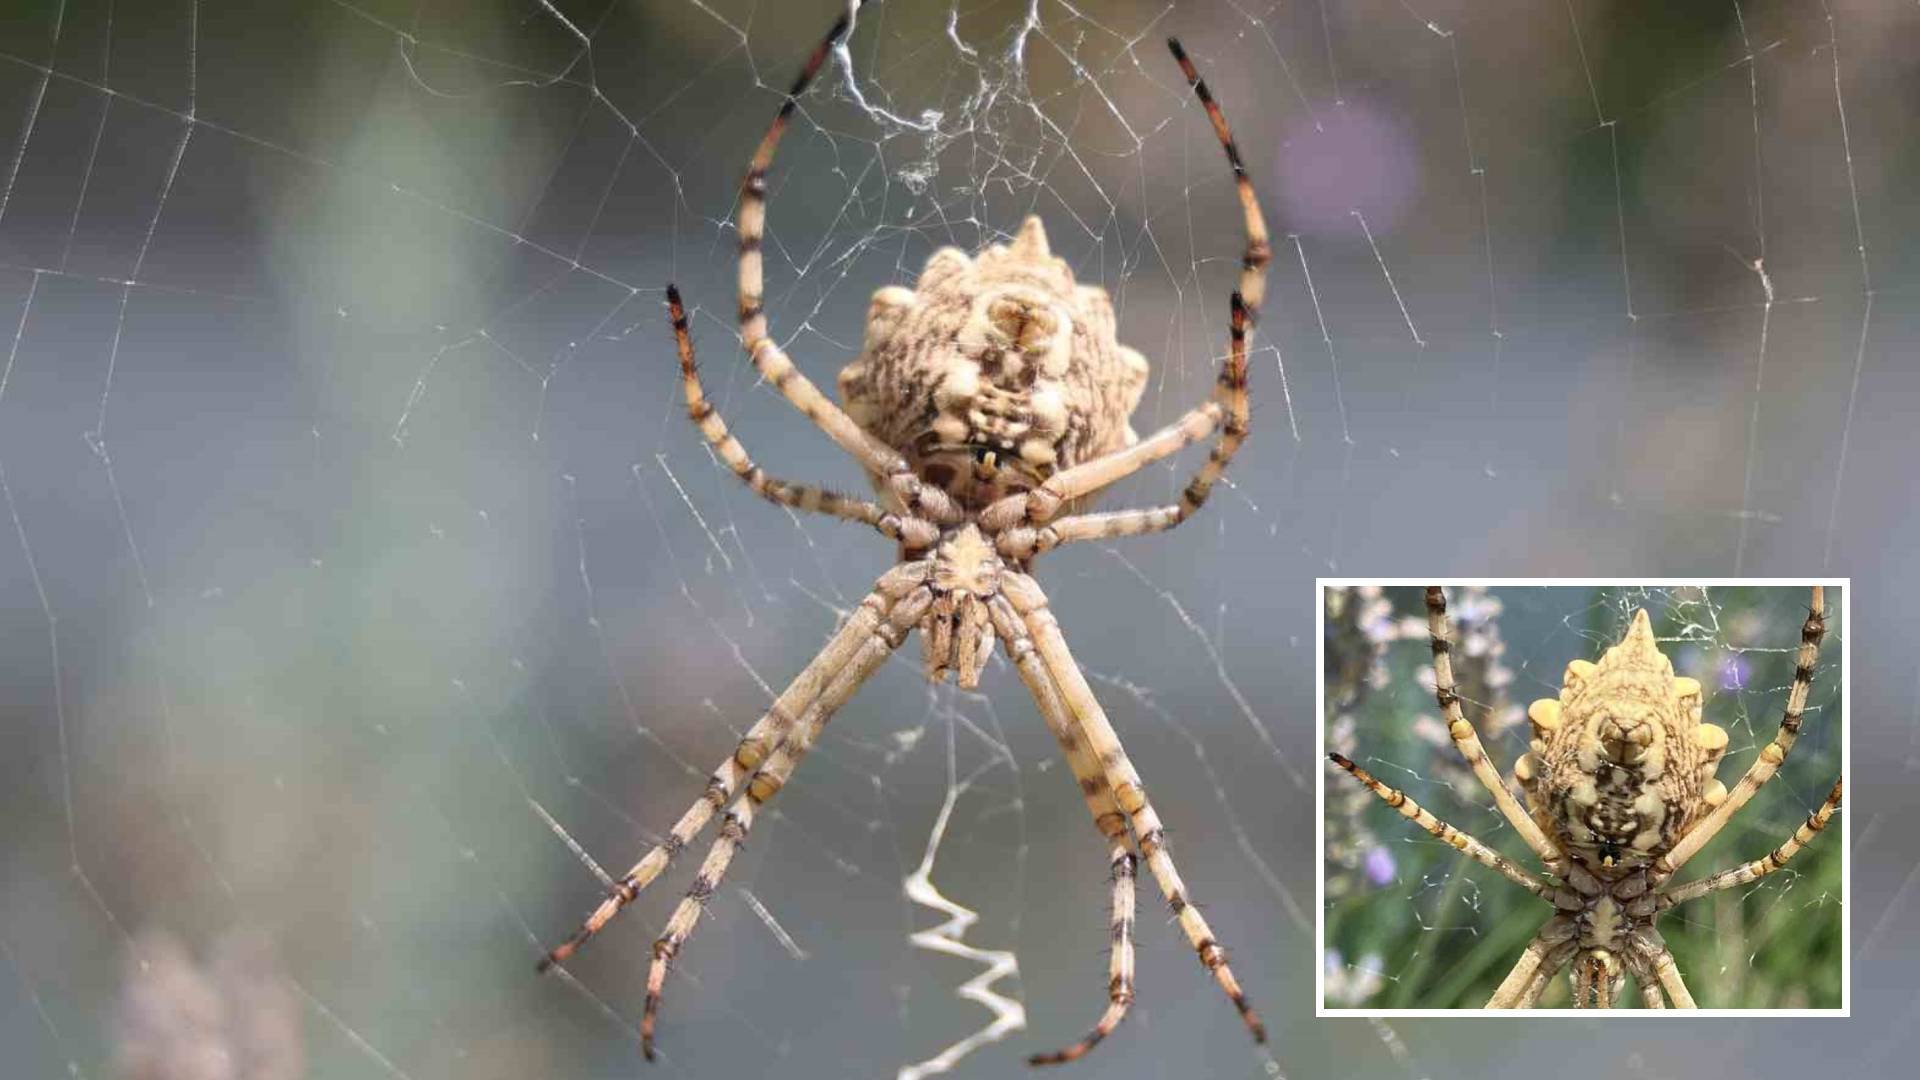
[1317,582,1846,1015]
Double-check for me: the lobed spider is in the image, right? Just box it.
[538,2,1274,1064]
[1329,585,1842,1008]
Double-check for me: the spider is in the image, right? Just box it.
[1329,585,1842,1008]
[537,6,1274,1064]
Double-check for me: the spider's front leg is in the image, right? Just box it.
[1002,293,1256,559]
[987,38,1270,559]
[1424,586,1566,874]
[997,570,1267,1046]
[1654,585,1828,882]
[668,285,939,550]
[723,6,961,529]
[1325,753,1550,896]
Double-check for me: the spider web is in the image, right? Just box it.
[0,2,1915,1079]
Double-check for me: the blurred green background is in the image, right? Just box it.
[1323,585,1844,1010]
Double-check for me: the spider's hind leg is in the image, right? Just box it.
[998,571,1266,1046]
[1485,918,1576,1009]
[1629,929,1698,1009]
[990,594,1138,1065]
[537,562,929,974]
[640,577,933,1059]
[1625,947,1668,1008]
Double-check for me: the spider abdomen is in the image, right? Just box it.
[837,217,1150,510]
[1519,610,1730,873]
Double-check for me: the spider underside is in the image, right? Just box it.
[1330,586,1841,1008]
[538,4,1276,1066]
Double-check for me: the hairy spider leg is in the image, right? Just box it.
[1424,586,1566,872]
[1485,918,1576,1009]
[988,594,1139,1065]
[1655,586,1828,880]
[538,562,930,972]
[1659,777,1841,908]
[1000,570,1267,1045]
[1326,752,1550,896]
[668,285,935,549]
[641,578,934,1058]
[728,2,960,527]
[986,39,1271,552]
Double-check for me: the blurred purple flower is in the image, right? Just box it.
[1274,102,1421,234]
[1719,653,1751,691]
[1365,845,1396,886]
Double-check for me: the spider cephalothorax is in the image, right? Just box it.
[1330,586,1841,1009]
[542,10,1275,1065]
[1521,609,1727,873]
[837,216,1149,509]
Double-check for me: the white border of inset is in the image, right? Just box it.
[1314,578,1849,1018]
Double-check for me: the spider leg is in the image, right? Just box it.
[1629,931,1697,1009]
[1425,587,1566,873]
[641,578,934,1059]
[983,40,1270,543]
[999,571,1266,1045]
[1325,753,1550,896]
[1514,944,1578,1009]
[1625,949,1667,1008]
[1484,918,1575,1008]
[538,561,930,972]
[1658,777,1841,909]
[987,296,1245,540]
[1655,585,1827,881]
[668,286,936,547]
[988,595,1137,1065]
[730,5,960,527]
[1006,298,1255,558]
